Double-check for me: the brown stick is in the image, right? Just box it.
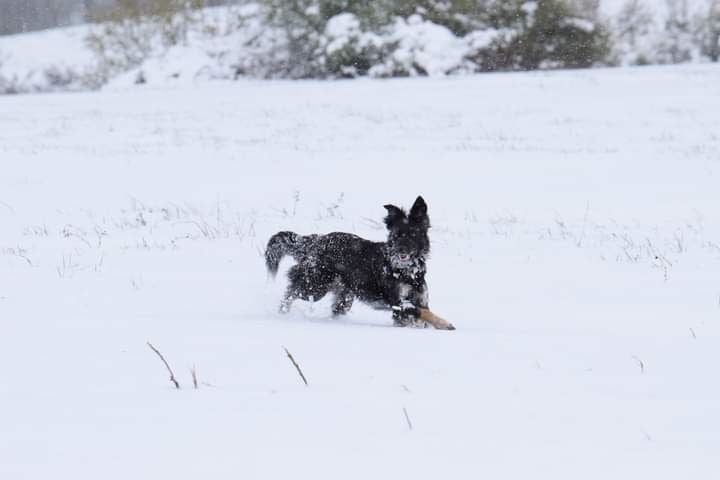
[147,342,180,389]
[283,346,308,386]
[418,308,455,330]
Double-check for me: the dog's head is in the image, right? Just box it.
[384,196,430,269]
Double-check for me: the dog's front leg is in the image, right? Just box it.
[392,305,455,330]
[392,305,417,327]
[418,308,455,330]
[393,282,423,327]
[391,282,455,330]
[413,283,455,330]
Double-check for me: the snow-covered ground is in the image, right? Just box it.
[0,23,92,75]
[1,64,720,478]
[0,23,94,93]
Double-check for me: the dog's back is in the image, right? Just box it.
[265,231,378,276]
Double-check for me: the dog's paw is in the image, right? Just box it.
[446,323,456,331]
[411,318,429,329]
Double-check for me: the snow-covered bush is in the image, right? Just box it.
[0,48,93,94]
[261,11,471,79]
[85,0,208,82]
[252,0,382,78]
[465,0,611,71]
[254,0,612,78]
[99,4,272,87]
[0,52,21,94]
[385,0,485,35]
[369,15,473,77]
[321,14,386,78]
[41,65,93,91]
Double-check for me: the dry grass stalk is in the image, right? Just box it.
[403,407,413,431]
[147,341,180,389]
[191,365,199,389]
[283,347,308,386]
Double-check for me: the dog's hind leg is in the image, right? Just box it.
[331,286,354,317]
[281,264,330,314]
[279,266,302,314]
[279,289,297,314]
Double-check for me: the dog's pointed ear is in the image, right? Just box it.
[409,196,429,228]
[384,204,406,228]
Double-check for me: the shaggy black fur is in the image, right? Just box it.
[265,196,433,327]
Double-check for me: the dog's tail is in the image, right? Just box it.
[265,231,304,277]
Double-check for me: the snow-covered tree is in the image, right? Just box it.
[612,0,657,65]
[468,0,611,71]
[655,0,697,63]
[695,0,720,61]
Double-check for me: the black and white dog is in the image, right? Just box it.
[265,196,454,330]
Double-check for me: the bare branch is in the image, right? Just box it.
[147,342,180,389]
[283,346,308,386]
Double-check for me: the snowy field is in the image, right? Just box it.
[1,64,720,478]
